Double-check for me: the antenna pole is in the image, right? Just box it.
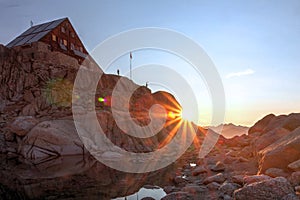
[130,52,132,80]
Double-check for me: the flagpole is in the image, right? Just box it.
[130,52,132,80]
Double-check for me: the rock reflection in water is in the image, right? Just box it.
[113,186,166,200]
[0,154,175,199]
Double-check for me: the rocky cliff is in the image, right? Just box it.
[0,42,209,162]
[1,42,300,199]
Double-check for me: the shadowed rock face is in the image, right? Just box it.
[0,42,197,199]
[0,43,80,119]
[19,120,85,161]
[0,42,186,160]
[7,116,39,137]
[16,76,185,161]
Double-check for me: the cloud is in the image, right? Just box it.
[226,69,255,78]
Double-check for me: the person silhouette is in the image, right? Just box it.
[146,81,148,88]
[117,69,120,76]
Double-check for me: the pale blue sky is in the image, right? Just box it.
[1,0,299,125]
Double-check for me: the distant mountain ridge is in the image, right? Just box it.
[208,123,249,138]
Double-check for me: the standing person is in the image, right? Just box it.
[117,69,120,76]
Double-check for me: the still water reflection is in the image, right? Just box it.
[113,187,166,200]
[0,154,178,199]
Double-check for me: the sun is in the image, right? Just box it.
[167,110,183,120]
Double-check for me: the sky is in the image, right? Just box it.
[0,0,300,126]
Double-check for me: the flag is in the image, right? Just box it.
[130,52,132,59]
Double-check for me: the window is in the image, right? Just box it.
[63,39,67,46]
[71,43,74,50]
[61,26,66,33]
[71,32,75,38]
[52,34,57,41]
[79,47,83,52]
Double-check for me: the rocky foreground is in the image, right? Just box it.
[162,113,300,200]
[0,43,300,199]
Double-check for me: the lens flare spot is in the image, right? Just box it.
[97,96,111,106]
[98,97,105,102]
[44,78,73,107]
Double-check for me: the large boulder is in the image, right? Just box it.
[7,116,39,136]
[253,127,290,152]
[248,114,276,134]
[211,161,225,172]
[15,155,95,179]
[249,113,300,135]
[288,159,300,172]
[250,113,300,154]
[19,120,86,161]
[225,134,250,148]
[233,177,297,200]
[243,174,271,185]
[281,113,300,131]
[218,182,240,196]
[192,166,207,176]
[258,127,300,173]
[206,182,221,191]
[203,173,226,184]
[265,168,288,178]
[289,171,300,186]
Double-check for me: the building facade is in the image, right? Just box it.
[7,18,88,64]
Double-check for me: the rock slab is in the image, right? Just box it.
[19,120,86,160]
[234,177,296,200]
